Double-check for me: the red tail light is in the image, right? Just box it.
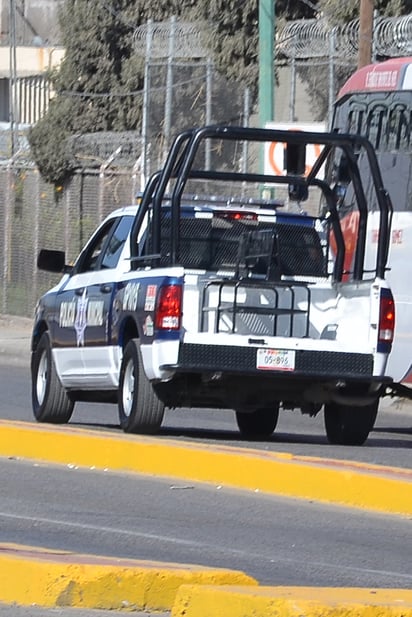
[215,212,257,221]
[379,289,395,344]
[155,285,182,330]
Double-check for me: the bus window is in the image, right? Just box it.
[366,105,387,150]
[398,108,411,150]
[386,105,408,151]
[347,104,366,135]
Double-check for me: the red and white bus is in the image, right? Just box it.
[331,56,412,388]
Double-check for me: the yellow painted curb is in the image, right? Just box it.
[0,543,257,610]
[0,421,411,516]
[171,584,412,617]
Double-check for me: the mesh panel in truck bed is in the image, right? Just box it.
[146,213,328,279]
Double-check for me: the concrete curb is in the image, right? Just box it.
[0,420,411,516]
[0,543,256,611]
[1,543,411,617]
[0,423,411,614]
[171,584,412,617]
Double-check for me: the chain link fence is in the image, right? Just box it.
[0,161,139,318]
[1,14,411,318]
[0,14,250,318]
[276,13,412,125]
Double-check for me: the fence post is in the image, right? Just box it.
[205,57,213,170]
[98,147,122,222]
[64,174,72,258]
[242,87,250,177]
[2,163,13,314]
[142,19,153,184]
[31,168,40,312]
[131,154,143,201]
[163,16,176,162]
[289,51,296,122]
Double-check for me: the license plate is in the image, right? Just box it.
[256,348,295,371]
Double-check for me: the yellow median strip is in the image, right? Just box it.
[171,585,412,617]
[2,544,411,617]
[0,542,256,610]
[0,423,411,615]
[0,420,411,516]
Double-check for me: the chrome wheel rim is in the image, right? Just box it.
[122,360,135,418]
[36,349,48,405]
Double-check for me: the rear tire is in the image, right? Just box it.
[31,331,74,424]
[118,338,165,434]
[235,405,279,439]
[324,400,378,445]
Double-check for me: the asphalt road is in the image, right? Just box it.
[2,365,411,469]
[0,318,411,616]
[1,457,411,590]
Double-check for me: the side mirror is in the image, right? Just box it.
[37,249,67,273]
[285,142,308,202]
[284,142,306,176]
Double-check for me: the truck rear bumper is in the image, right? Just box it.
[157,343,391,409]
[168,342,375,378]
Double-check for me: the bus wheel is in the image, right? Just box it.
[324,400,378,446]
[118,339,165,434]
[235,405,279,439]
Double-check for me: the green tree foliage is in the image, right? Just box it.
[190,0,317,103]
[29,0,145,184]
[318,0,411,23]
[29,0,410,184]
[30,0,317,184]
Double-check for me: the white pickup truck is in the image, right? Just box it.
[32,125,395,445]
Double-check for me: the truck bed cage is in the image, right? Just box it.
[130,125,393,282]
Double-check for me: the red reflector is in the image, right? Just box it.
[379,291,395,343]
[155,285,182,330]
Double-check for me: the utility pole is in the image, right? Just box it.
[258,0,274,179]
[9,0,18,157]
[358,0,374,69]
[259,0,274,129]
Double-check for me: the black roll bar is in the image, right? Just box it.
[130,125,391,281]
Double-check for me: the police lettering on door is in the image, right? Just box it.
[59,292,104,346]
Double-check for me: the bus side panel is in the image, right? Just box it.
[365,212,412,383]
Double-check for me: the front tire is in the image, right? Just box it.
[324,400,378,445]
[31,331,74,423]
[118,339,165,434]
[235,405,279,439]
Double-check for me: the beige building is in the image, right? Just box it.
[0,45,63,125]
[0,0,63,126]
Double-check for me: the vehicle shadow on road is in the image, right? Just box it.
[68,420,412,451]
[373,426,412,435]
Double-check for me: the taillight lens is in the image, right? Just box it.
[379,288,395,344]
[214,212,257,221]
[155,285,182,330]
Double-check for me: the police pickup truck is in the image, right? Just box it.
[32,125,395,445]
